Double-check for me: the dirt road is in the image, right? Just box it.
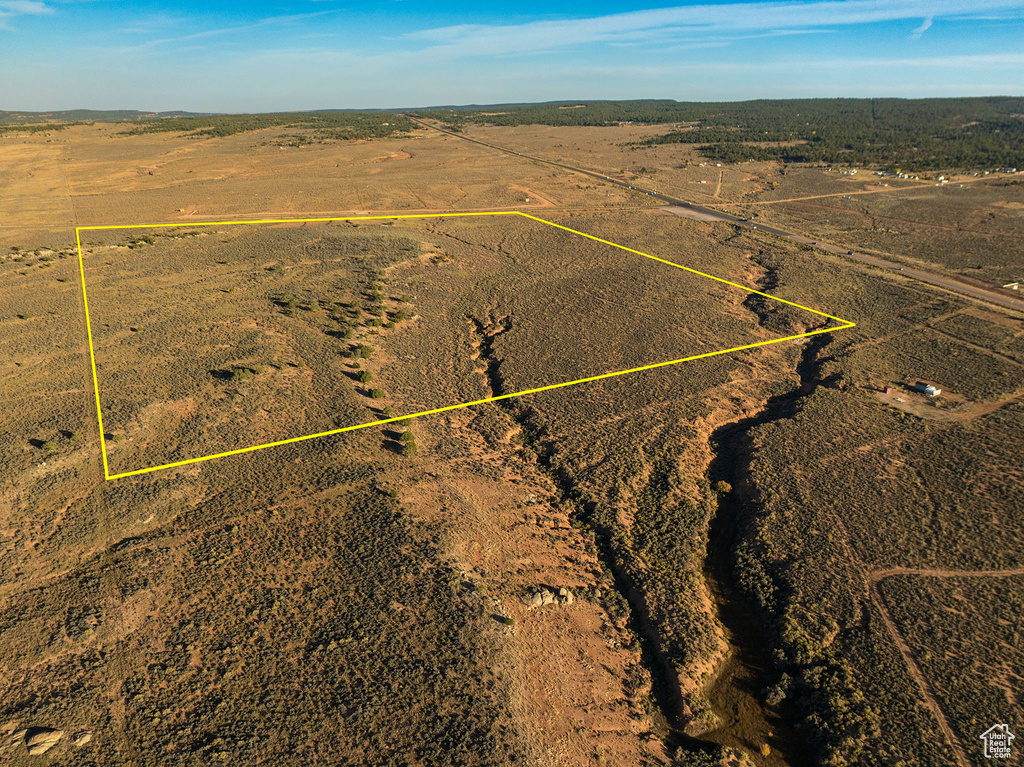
[665,206,1024,315]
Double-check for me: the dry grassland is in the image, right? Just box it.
[0,123,639,241]
[459,124,782,207]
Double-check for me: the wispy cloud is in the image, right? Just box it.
[0,0,51,30]
[1,1,50,13]
[89,8,341,53]
[911,15,934,37]
[830,52,1024,67]
[402,0,1024,57]
[4,0,1022,110]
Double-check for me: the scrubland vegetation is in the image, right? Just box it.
[1,219,527,765]
[881,574,1024,757]
[710,242,1024,764]
[364,211,852,761]
[0,437,522,766]
[0,121,79,135]
[80,223,430,476]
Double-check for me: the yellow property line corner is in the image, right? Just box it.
[75,211,855,480]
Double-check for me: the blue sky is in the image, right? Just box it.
[1,0,1022,111]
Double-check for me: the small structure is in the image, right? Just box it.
[883,387,894,395]
[996,167,1018,174]
[1003,281,1021,290]
[914,382,941,397]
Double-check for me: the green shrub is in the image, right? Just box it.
[357,371,373,383]
[400,441,417,456]
[357,344,374,359]
[370,389,385,399]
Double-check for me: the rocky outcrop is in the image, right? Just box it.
[25,728,64,755]
[71,731,93,747]
[1,724,92,757]
[524,586,575,609]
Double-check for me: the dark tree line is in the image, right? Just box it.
[121,112,415,140]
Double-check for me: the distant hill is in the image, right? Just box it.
[0,109,209,125]
[405,99,676,112]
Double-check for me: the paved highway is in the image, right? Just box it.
[406,115,1024,315]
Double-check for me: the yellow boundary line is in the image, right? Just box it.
[76,211,855,480]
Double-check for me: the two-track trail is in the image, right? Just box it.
[867,566,1024,767]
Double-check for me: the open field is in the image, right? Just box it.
[0,122,645,243]
[0,432,527,766]
[453,123,780,208]
[1,114,1023,766]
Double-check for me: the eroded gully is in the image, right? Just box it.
[469,309,837,764]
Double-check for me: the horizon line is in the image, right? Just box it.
[3,93,1024,120]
